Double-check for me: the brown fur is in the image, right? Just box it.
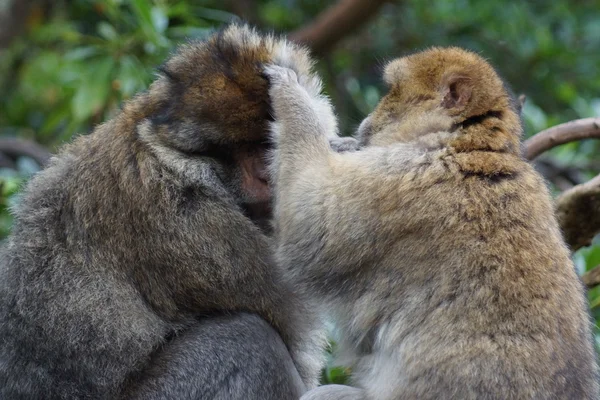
[265,48,599,400]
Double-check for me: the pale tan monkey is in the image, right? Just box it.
[265,47,599,400]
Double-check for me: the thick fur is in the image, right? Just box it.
[266,47,599,400]
[125,313,306,399]
[0,25,327,399]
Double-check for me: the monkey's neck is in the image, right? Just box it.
[443,109,524,178]
[448,109,521,156]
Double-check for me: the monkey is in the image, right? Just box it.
[0,24,339,400]
[264,47,600,400]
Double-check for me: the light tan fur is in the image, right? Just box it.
[265,48,599,400]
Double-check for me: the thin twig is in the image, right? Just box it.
[0,137,52,166]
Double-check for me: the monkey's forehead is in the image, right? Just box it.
[148,24,329,145]
[164,26,313,81]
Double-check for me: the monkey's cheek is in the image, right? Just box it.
[241,180,273,227]
[246,179,271,204]
[253,156,270,183]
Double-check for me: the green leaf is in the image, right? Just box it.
[522,100,548,136]
[41,101,74,136]
[583,245,600,271]
[0,176,22,196]
[64,46,100,61]
[590,294,600,311]
[131,0,168,48]
[326,366,351,385]
[71,58,115,121]
[116,55,149,97]
[130,0,154,35]
[98,21,118,41]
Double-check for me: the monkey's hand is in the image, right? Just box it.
[263,64,334,389]
[330,136,360,153]
[264,65,320,131]
[264,65,338,142]
[264,65,356,153]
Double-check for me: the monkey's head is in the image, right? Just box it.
[136,24,320,228]
[359,47,522,153]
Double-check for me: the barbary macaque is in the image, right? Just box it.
[265,47,599,399]
[0,25,338,400]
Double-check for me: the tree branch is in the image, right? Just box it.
[289,0,389,55]
[0,138,52,166]
[582,264,600,289]
[523,117,600,161]
[522,119,600,280]
[0,0,41,49]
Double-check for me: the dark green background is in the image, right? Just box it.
[1,0,599,383]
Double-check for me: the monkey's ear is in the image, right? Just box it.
[440,74,472,110]
[517,94,526,114]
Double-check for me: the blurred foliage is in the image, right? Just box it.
[320,338,351,385]
[1,0,600,383]
[0,0,234,146]
[0,175,21,239]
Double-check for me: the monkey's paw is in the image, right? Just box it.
[264,64,315,127]
[264,64,337,147]
[330,136,360,153]
[264,64,300,87]
[263,65,312,107]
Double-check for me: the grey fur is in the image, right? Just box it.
[328,137,360,153]
[301,384,365,400]
[125,313,306,400]
[0,25,325,399]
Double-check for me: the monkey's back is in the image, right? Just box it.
[0,130,176,399]
[349,153,599,399]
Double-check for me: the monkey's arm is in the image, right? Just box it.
[266,65,415,182]
[124,313,306,400]
[265,64,434,277]
[329,136,360,153]
[265,65,334,181]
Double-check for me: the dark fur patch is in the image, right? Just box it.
[462,169,519,184]
[459,110,503,130]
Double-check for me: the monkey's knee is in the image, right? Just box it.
[125,313,305,400]
[207,313,307,399]
[300,384,366,400]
